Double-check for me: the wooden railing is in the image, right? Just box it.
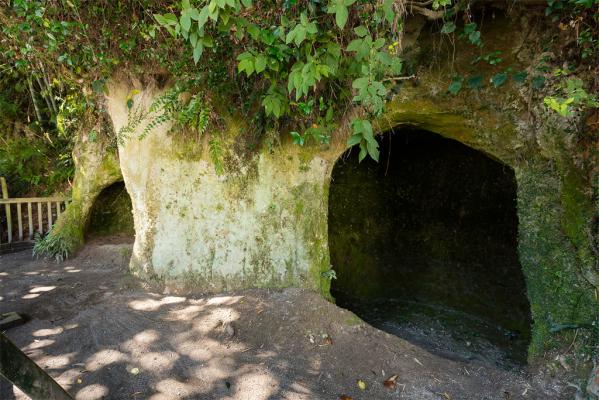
[0,177,70,249]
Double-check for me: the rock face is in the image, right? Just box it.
[100,12,598,359]
[41,109,122,257]
[105,81,333,295]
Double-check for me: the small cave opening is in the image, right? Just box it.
[328,128,532,366]
[86,181,135,243]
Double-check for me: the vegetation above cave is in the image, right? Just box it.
[1,0,598,196]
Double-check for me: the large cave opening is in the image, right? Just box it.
[329,128,532,366]
[86,181,135,243]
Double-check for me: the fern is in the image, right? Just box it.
[119,84,211,144]
[208,137,224,175]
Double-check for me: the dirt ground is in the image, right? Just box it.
[0,242,574,400]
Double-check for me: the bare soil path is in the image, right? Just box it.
[0,243,571,399]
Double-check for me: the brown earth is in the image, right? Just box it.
[0,242,573,400]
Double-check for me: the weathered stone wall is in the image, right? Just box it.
[40,110,122,258]
[106,81,332,295]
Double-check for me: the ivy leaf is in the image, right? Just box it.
[491,72,508,88]
[448,76,463,94]
[441,21,456,34]
[241,0,252,6]
[92,79,107,94]
[532,76,546,89]
[467,75,483,89]
[512,71,528,85]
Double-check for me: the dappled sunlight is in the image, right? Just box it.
[131,329,160,345]
[230,370,279,400]
[1,249,330,400]
[206,295,243,306]
[29,285,57,293]
[33,327,64,337]
[128,296,186,311]
[24,338,55,350]
[164,303,205,321]
[139,351,180,370]
[150,378,201,400]
[177,340,213,361]
[37,352,76,370]
[85,349,128,372]
[190,307,240,335]
[75,383,109,400]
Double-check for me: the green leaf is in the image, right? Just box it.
[180,13,192,32]
[254,54,267,73]
[335,5,349,29]
[291,131,305,145]
[467,75,483,89]
[491,72,508,88]
[154,13,178,26]
[532,76,545,89]
[354,25,368,37]
[448,76,463,94]
[197,7,210,27]
[347,134,362,146]
[441,21,456,34]
[382,0,394,24]
[512,71,528,85]
[188,8,201,20]
[366,137,379,161]
[358,142,368,162]
[193,43,204,63]
[237,52,255,75]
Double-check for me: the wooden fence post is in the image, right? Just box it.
[1,177,11,244]
[0,332,73,400]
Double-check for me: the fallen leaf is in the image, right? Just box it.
[383,374,398,390]
[322,336,333,346]
[357,379,366,390]
[130,367,140,375]
[339,396,353,400]
[442,393,451,400]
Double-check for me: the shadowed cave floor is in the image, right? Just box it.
[0,243,573,400]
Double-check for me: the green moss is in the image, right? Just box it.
[516,159,599,360]
[87,182,134,237]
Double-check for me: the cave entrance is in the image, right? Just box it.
[86,181,134,243]
[329,128,531,366]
